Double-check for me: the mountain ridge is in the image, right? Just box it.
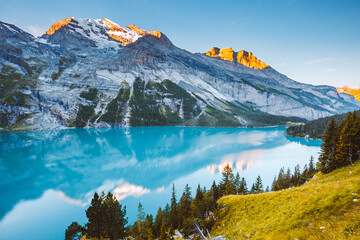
[0,18,359,130]
[337,86,360,101]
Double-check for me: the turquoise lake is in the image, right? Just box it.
[0,126,322,240]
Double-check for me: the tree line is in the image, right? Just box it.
[286,109,360,139]
[317,111,360,173]
[65,156,320,239]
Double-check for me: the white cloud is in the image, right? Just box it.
[299,58,332,66]
[28,25,44,37]
[113,183,150,201]
[56,191,86,207]
[156,186,165,193]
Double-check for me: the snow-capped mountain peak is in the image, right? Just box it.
[42,17,162,47]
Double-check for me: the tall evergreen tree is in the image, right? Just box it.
[65,222,84,240]
[163,203,171,227]
[192,184,205,219]
[86,192,104,239]
[273,167,285,191]
[336,112,360,167]
[291,164,301,186]
[285,168,291,188]
[102,192,127,240]
[179,184,192,234]
[252,175,264,194]
[159,222,168,240]
[238,177,248,195]
[250,183,255,193]
[210,181,219,211]
[299,164,309,184]
[153,207,164,238]
[219,164,236,196]
[144,214,154,240]
[169,183,179,229]
[234,172,241,194]
[136,202,145,240]
[271,176,277,191]
[318,119,339,173]
[308,155,316,176]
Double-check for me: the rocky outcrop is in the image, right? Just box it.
[206,47,269,70]
[44,17,73,35]
[337,86,360,101]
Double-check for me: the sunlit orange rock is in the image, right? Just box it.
[337,86,360,101]
[206,47,269,70]
[103,18,127,33]
[44,17,73,35]
[127,24,147,36]
[148,30,162,38]
[108,34,133,46]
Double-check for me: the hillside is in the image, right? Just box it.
[286,110,360,139]
[1,18,360,130]
[212,161,360,239]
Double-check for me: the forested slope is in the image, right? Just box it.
[286,110,360,139]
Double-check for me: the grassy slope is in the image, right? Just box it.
[212,162,360,239]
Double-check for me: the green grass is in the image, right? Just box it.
[212,162,360,239]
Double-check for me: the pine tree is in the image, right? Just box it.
[144,214,154,240]
[86,192,104,239]
[159,222,168,240]
[253,175,264,194]
[234,172,241,194]
[336,112,360,168]
[169,183,179,229]
[265,186,270,192]
[102,192,127,240]
[274,167,285,190]
[210,181,219,211]
[179,184,192,230]
[192,184,205,219]
[271,176,277,191]
[136,202,145,240]
[299,164,309,184]
[65,222,84,240]
[285,168,291,188]
[291,164,301,186]
[238,177,248,195]
[308,155,316,176]
[163,203,170,227]
[219,164,236,196]
[153,207,164,238]
[250,183,255,193]
[318,119,339,173]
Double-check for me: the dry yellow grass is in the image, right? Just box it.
[212,162,360,239]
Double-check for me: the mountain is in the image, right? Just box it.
[337,86,360,101]
[286,109,360,139]
[1,17,359,130]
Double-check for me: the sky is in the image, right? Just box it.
[1,0,359,88]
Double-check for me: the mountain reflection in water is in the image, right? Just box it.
[0,126,322,240]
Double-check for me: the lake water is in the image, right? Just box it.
[0,126,322,240]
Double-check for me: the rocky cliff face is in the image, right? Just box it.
[206,47,269,69]
[0,18,359,130]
